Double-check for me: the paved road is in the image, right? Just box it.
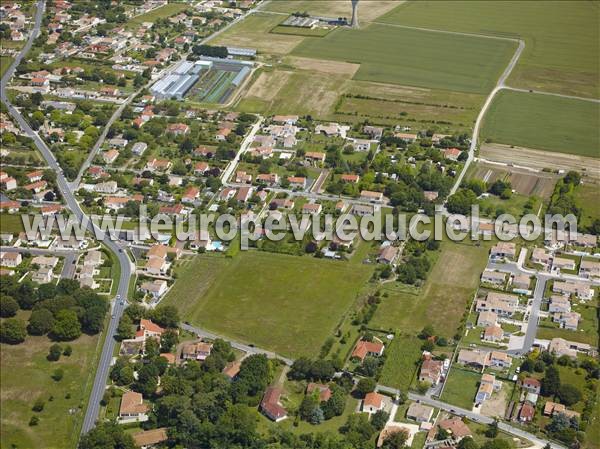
[180,323,294,366]
[0,1,133,436]
[375,387,565,449]
[220,116,264,184]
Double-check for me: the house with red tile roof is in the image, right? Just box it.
[351,339,385,362]
[260,387,287,422]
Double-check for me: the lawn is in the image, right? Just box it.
[163,251,373,358]
[0,331,102,449]
[379,1,600,98]
[371,240,491,338]
[125,3,189,29]
[481,90,600,158]
[379,335,423,391]
[440,367,480,409]
[576,182,600,229]
[536,300,599,347]
[1,56,13,77]
[0,213,25,234]
[292,23,517,94]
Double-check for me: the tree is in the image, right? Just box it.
[419,325,435,339]
[29,416,39,426]
[52,368,64,381]
[457,437,479,449]
[149,305,179,328]
[78,422,136,449]
[371,410,389,430]
[355,377,376,397]
[32,398,45,412]
[557,384,582,406]
[0,295,18,317]
[299,395,319,420]
[47,343,62,361]
[446,189,477,215]
[0,318,27,344]
[541,365,560,396]
[160,329,179,353]
[28,308,55,335]
[116,314,134,340]
[50,309,82,341]
[485,420,499,438]
[382,429,409,449]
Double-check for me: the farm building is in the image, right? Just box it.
[150,60,213,100]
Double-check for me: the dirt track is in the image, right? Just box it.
[481,143,600,180]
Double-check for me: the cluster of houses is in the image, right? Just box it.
[77,250,103,289]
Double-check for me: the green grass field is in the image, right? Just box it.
[1,56,13,77]
[125,3,189,29]
[371,240,491,338]
[0,214,25,234]
[576,182,600,228]
[1,330,101,449]
[379,335,423,391]
[292,24,516,94]
[163,251,373,358]
[440,367,480,409]
[481,90,600,157]
[270,25,332,37]
[379,1,600,98]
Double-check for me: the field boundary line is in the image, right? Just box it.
[502,86,600,103]
[369,21,520,43]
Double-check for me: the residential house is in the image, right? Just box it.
[167,123,190,136]
[223,360,242,380]
[548,338,591,359]
[132,142,148,156]
[490,242,517,260]
[552,257,576,272]
[340,174,360,183]
[394,132,417,142]
[305,152,326,164]
[531,248,552,266]
[543,402,581,420]
[0,252,21,267]
[235,171,252,184]
[140,279,168,299]
[477,310,498,327]
[521,377,541,394]
[579,259,600,279]
[256,173,279,186]
[236,186,253,203]
[132,428,168,449]
[288,176,307,189]
[270,198,294,210]
[512,274,531,290]
[0,174,17,190]
[457,349,490,368]
[360,190,383,203]
[352,204,374,217]
[419,356,443,385]
[442,147,461,161]
[438,418,472,441]
[481,269,506,285]
[489,351,512,369]
[353,138,371,152]
[315,122,348,137]
[119,391,149,423]
[406,403,434,423]
[363,125,383,140]
[260,387,287,422]
[483,325,504,342]
[215,128,231,141]
[182,187,199,203]
[549,295,571,313]
[302,203,322,215]
[194,161,210,175]
[519,402,535,423]
[136,318,165,340]
[475,292,518,317]
[0,201,21,213]
[573,233,597,248]
[377,245,399,265]
[553,280,594,300]
[181,341,213,361]
[32,267,53,284]
[475,373,501,403]
[24,180,48,193]
[102,149,119,164]
[95,181,118,194]
[145,158,172,172]
[555,311,580,330]
[362,391,386,414]
[351,339,384,362]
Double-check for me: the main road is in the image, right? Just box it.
[0,0,133,436]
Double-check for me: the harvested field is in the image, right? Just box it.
[285,56,360,77]
[246,70,292,102]
[471,161,559,199]
[480,144,600,180]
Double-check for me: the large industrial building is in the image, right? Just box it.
[150,60,213,100]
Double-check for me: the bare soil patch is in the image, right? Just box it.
[481,143,600,180]
[285,56,360,77]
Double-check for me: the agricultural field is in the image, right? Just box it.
[481,90,600,158]
[480,144,600,181]
[469,162,558,200]
[270,25,333,37]
[371,240,491,338]
[292,24,517,94]
[188,64,250,104]
[237,64,485,131]
[263,1,398,23]
[1,328,101,449]
[124,3,189,29]
[379,1,600,98]
[163,251,373,358]
[209,12,305,54]
[379,335,423,391]
[440,367,481,409]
